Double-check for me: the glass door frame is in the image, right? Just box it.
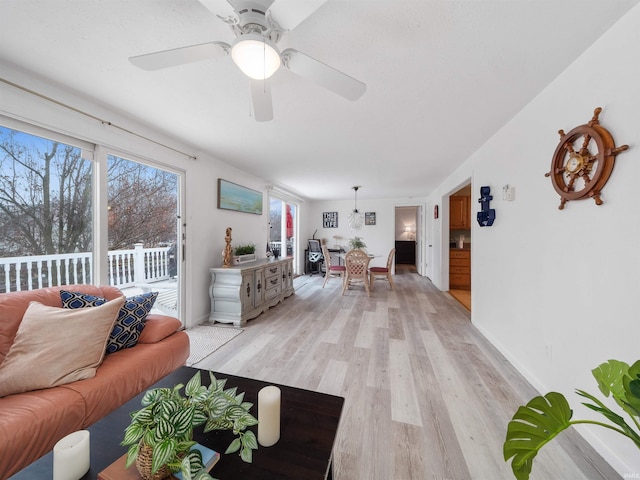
[96,146,186,324]
[267,189,300,275]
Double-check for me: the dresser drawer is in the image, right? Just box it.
[265,274,280,291]
[264,264,282,280]
[450,266,470,275]
[450,258,470,267]
[265,283,282,300]
[449,250,470,259]
[450,273,470,288]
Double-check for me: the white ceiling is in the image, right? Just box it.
[1,0,637,201]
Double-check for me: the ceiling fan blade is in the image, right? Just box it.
[197,0,237,22]
[268,0,327,31]
[129,42,230,71]
[251,79,273,122]
[281,48,366,101]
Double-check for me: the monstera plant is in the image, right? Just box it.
[504,359,640,480]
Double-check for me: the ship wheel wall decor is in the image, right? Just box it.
[545,107,629,210]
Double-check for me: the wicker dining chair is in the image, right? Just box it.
[321,245,346,288]
[342,249,371,296]
[369,248,396,291]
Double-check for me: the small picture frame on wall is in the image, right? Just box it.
[365,212,376,225]
[323,211,338,228]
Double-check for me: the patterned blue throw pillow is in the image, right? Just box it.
[60,290,158,354]
[60,290,106,309]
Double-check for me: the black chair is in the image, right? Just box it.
[307,239,323,275]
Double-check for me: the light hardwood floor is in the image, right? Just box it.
[195,266,619,479]
[449,289,471,311]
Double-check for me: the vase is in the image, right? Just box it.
[136,441,172,480]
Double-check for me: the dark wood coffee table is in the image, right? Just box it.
[11,367,344,479]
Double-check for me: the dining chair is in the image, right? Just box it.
[342,249,371,296]
[369,248,396,291]
[321,245,346,288]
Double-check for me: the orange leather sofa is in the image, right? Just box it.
[0,284,190,478]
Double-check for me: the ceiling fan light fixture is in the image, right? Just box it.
[231,33,281,80]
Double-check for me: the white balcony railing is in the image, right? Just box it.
[0,243,173,294]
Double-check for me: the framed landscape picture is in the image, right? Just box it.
[217,179,263,215]
[365,212,376,225]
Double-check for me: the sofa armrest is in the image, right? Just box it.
[138,314,181,344]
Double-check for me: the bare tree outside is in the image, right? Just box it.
[0,126,178,257]
[107,155,177,250]
[0,127,92,256]
[269,198,282,243]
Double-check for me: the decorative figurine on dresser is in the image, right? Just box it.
[209,229,294,327]
[223,227,233,268]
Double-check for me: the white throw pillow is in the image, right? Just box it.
[0,297,124,398]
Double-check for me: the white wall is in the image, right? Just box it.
[427,5,640,475]
[395,206,417,241]
[305,197,426,271]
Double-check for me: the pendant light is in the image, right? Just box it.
[348,186,364,230]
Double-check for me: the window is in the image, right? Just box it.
[0,125,94,292]
[107,155,178,251]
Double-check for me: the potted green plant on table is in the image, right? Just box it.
[122,371,258,480]
[504,359,640,480]
[348,237,366,250]
[233,243,257,264]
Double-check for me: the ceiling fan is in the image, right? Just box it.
[129,0,367,122]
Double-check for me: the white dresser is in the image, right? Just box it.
[209,257,294,326]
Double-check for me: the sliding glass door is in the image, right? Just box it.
[0,120,185,323]
[269,197,297,273]
[107,154,182,321]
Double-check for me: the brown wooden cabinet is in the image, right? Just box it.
[449,249,470,290]
[395,240,416,264]
[450,196,470,229]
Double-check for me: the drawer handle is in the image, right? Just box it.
[269,267,278,273]
[257,280,262,292]
[270,278,278,286]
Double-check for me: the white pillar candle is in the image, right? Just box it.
[258,385,281,447]
[53,430,90,480]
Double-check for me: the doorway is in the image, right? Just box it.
[394,206,420,274]
[448,184,471,311]
[269,197,297,273]
[107,154,183,322]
